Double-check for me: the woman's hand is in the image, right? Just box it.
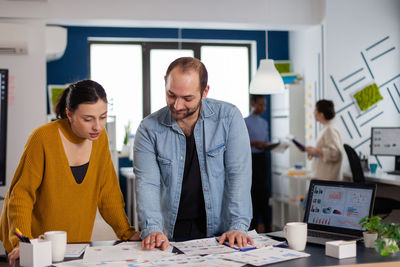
[306,146,322,158]
[129,231,141,241]
[8,247,19,267]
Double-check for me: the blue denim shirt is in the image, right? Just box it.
[134,98,252,239]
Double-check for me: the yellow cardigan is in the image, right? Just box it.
[0,119,135,252]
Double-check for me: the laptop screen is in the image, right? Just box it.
[304,180,376,235]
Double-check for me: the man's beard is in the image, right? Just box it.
[169,99,202,120]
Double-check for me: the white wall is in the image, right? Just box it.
[324,0,400,171]
[289,25,323,170]
[0,0,325,30]
[0,19,47,196]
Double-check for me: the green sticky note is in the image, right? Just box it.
[353,83,383,111]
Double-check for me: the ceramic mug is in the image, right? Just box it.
[39,231,67,262]
[283,222,307,251]
[369,163,378,174]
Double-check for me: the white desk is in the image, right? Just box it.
[344,171,400,186]
[120,167,139,231]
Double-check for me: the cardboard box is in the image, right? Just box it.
[325,240,356,259]
[20,238,52,267]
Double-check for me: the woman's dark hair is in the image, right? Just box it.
[316,99,335,120]
[55,80,107,119]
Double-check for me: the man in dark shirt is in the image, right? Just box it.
[134,57,253,250]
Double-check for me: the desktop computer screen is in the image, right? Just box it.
[371,127,400,174]
[0,69,8,186]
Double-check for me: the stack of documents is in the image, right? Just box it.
[55,232,309,267]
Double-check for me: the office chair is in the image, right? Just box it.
[343,144,400,219]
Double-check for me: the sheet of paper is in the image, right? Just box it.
[222,246,310,266]
[247,230,285,248]
[151,254,243,267]
[83,243,175,264]
[64,244,89,258]
[172,237,236,255]
[55,259,155,267]
[270,141,290,153]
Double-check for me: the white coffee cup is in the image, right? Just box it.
[39,231,67,262]
[283,222,307,251]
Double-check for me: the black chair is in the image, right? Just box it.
[344,144,400,219]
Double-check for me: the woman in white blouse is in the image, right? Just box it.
[306,99,344,181]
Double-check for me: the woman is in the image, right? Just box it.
[0,80,139,266]
[306,99,344,181]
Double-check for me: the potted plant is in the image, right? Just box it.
[375,222,400,256]
[359,216,382,248]
[121,121,131,156]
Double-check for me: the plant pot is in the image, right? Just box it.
[363,232,378,248]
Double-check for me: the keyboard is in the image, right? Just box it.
[308,231,355,240]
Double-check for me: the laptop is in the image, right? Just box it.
[267,179,376,245]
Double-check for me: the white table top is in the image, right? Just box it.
[344,171,400,186]
[120,167,135,179]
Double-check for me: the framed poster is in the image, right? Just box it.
[48,84,68,118]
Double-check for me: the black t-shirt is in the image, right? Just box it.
[70,162,89,184]
[176,134,206,220]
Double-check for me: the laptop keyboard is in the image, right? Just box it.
[308,231,355,240]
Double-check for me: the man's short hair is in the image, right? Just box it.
[250,94,265,103]
[165,57,208,95]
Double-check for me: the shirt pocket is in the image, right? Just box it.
[157,155,172,186]
[206,144,226,178]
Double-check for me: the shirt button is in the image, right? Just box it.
[199,148,202,152]
[202,167,205,171]
[208,206,211,209]
[180,156,183,160]
[204,187,208,191]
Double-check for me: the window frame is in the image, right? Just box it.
[89,40,252,118]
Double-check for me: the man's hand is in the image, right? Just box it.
[218,230,254,248]
[129,231,141,241]
[141,232,169,250]
[8,247,19,267]
[251,141,268,150]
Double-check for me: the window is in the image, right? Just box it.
[90,41,251,151]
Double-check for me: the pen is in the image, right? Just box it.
[15,228,30,243]
[216,238,257,251]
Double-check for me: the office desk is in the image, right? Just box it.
[344,171,400,186]
[120,167,138,230]
[258,242,400,267]
[58,240,400,267]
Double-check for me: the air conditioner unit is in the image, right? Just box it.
[0,23,28,55]
[45,26,67,62]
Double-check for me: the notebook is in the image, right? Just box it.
[267,179,376,245]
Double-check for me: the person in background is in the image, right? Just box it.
[0,80,139,267]
[134,57,253,250]
[306,99,344,180]
[245,95,270,233]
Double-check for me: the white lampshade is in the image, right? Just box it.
[249,59,285,95]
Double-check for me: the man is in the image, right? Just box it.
[134,57,253,250]
[245,95,270,233]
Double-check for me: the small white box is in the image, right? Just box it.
[325,240,356,259]
[20,238,52,267]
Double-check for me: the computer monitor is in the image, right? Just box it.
[370,127,400,175]
[0,69,8,187]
